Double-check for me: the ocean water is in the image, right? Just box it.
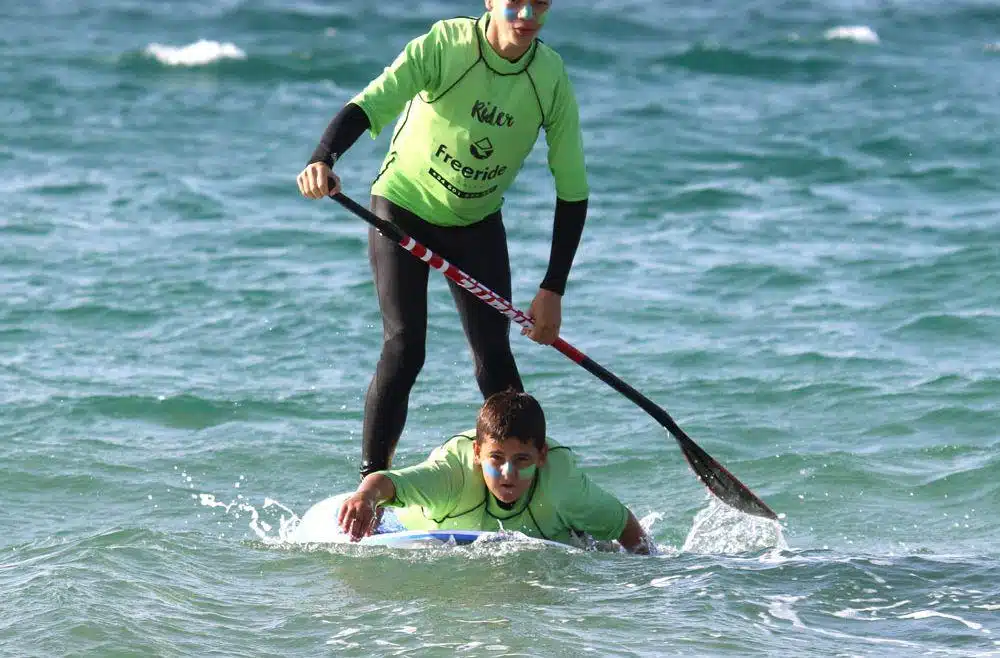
[3,0,999,655]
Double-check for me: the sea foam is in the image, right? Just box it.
[823,25,880,45]
[145,39,247,66]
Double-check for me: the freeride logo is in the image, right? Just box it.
[471,100,514,128]
[434,144,506,181]
[428,143,507,199]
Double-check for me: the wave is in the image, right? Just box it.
[116,44,379,87]
[823,26,880,45]
[892,312,1000,340]
[697,262,817,292]
[144,39,246,67]
[660,43,843,83]
[863,245,999,293]
[46,392,347,429]
[664,186,760,211]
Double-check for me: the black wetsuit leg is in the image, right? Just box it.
[441,213,524,400]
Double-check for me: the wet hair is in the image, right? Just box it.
[475,389,546,449]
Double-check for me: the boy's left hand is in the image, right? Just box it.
[522,288,562,345]
[337,491,378,541]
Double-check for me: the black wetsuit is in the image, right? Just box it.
[310,103,586,477]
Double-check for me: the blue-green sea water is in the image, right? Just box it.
[3,0,999,655]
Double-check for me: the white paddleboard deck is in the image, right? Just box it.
[289,494,570,550]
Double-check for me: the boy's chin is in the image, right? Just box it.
[490,487,521,503]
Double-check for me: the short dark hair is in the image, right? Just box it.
[475,389,546,449]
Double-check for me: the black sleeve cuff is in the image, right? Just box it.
[308,102,371,167]
[539,198,588,296]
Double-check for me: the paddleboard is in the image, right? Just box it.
[289,494,571,550]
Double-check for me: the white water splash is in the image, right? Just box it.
[198,493,300,544]
[681,498,787,555]
[767,595,807,628]
[145,39,246,66]
[833,599,912,620]
[198,492,781,557]
[199,491,420,546]
[898,610,986,632]
[823,26,880,45]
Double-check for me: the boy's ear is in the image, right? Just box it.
[472,441,482,466]
[537,443,548,466]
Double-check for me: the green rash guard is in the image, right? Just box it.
[378,432,629,545]
[349,13,589,227]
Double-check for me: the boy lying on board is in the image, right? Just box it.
[338,389,652,553]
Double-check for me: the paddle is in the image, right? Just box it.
[327,191,778,521]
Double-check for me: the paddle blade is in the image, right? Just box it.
[677,436,778,520]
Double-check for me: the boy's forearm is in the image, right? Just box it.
[618,511,651,555]
[308,102,371,167]
[357,473,397,506]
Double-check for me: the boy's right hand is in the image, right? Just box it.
[337,491,378,541]
[297,162,341,199]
